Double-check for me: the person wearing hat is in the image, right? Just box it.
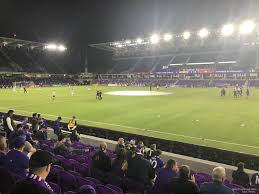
[26,150,54,193]
[77,185,96,194]
[5,136,29,177]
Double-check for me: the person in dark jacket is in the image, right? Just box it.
[31,113,39,134]
[154,159,178,194]
[114,138,125,154]
[170,165,199,194]
[92,142,112,172]
[53,134,71,155]
[232,162,250,187]
[34,127,48,141]
[200,166,234,194]
[126,145,155,187]
[111,148,128,177]
[53,117,62,137]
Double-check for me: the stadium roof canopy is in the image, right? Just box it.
[89,21,259,58]
[0,37,67,52]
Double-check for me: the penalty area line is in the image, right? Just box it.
[0,106,258,150]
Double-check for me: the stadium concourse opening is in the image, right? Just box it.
[105,90,172,96]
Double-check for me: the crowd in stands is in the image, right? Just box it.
[1,110,259,194]
[0,75,80,88]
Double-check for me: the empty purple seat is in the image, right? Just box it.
[58,170,77,191]
[63,159,78,171]
[46,165,64,183]
[84,177,101,185]
[77,177,97,188]
[48,182,61,194]
[68,170,81,178]
[106,184,123,194]
[64,191,76,194]
[97,184,117,194]
[75,163,90,177]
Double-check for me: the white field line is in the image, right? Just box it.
[0,106,258,150]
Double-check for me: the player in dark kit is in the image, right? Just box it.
[96,90,99,100]
[99,91,102,100]
[23,87,27,93]
[220,87,226,97]
[246,88,250,98]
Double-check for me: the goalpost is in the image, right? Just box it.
[12,81,35,90]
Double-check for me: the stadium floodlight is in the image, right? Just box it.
[125,40,131,44]
[221,24,234,36]
[239,20,255,34]
[136,38,143,44]
[183,31,191,40]
[163,33,172,41]
[150,34,160,44]
[198,28,209,38]
[45,43,57,50]
[58,45,67,51]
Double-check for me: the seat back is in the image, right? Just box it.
[97,184,117,194]
[58,170,77,191]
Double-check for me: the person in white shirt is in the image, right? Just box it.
[3,110,15,138]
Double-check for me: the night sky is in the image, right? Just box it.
[1,0,259,73]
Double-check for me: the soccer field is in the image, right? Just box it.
[1,85,259,155]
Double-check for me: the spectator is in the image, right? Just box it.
[3,110,15,138]
[251,171,259,186]
[149,149,164,171]
[8,124,25,147]
[5,136,29,177]
[53,116,62,136]
[0,135,7,166]
[11,181,53,194]
[169,165,199,194]
[111,148,128,177]
[23,141,36,158]
[77,185,96,194]
[125,141,134,161]
[200,166,234,194]
[92,142,112,172]
[126,144,155,187]
[232,162,250,187]
[115,138,125,154]
[35,126,48,141]
[21,117,29,127]
[31,113,39,134]
[67,116,77,131]
[53,134,71,155]
[146,144,156,159]
[154,159,179,193]
[26,150,54,193]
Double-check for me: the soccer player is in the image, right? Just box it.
[96,90,99,100]
[246,88,250,98]
[70,88,74,96]
[98,91,103,100]
[23,87,27,93]
[52,91,56,101]
[156,85,159,91]
[150,85,152,91]
[233,87,237,98]
[221,87,226,97]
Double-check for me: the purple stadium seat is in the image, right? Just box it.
[46,165,64,183]
[54,155,66,166]
[106,184,123,194]
[96,184,117,194]
[84,177,101,185]
[124,178,146,193]
[48,182,61,194]
[107,174,122,187]
[68,170,81,178]
[64,191,76,194]
[75,163,90,177]
[77,176,97,188]
[58,170,77,191]
[63,159,78,171]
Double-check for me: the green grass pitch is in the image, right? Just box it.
[1,85,259,155]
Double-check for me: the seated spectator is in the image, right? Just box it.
[23,141,36,158]
[145,144,156,159]
[53,116,62,137]
[77,185,96,194]
[53,134,71,155]
[0,135,7,166]
[111,148,128,177]
[26,150,54,193]
[126,145,155,187]
[200,166,234,194]
[5,136,29,177]
[169,165,199,194]
[232,162,250,187]
[21,117,29,127]
[154,159,178,193]
[8,124,25,148]
[35,126,48,141]
[115,138,125,154]
[149,149,164,171]
[11,180,53,194]
[92,142,112,172]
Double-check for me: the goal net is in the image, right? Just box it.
[13,81,35,89]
